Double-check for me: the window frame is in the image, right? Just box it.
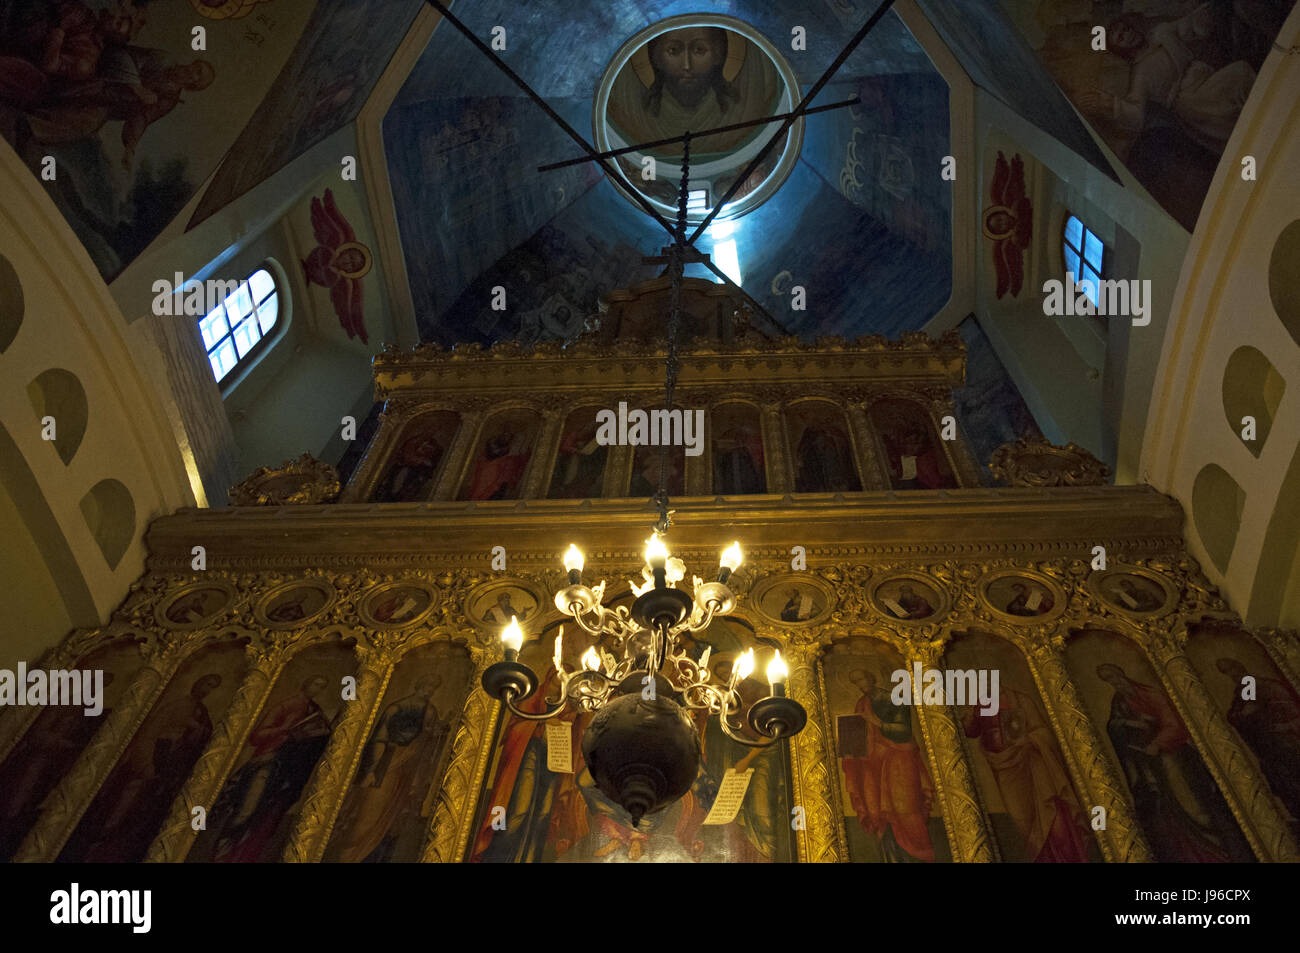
[199,264,287,393]
[1062,212,1107,307]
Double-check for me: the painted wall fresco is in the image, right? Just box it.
[0,0,311,279]
[1185,624,1300,833]
[469,614,795,863]
[952,316,1044,483]
[384,94,610,346]
[0,640,144,859]
[602,22,788,210]
[945,631,1099,861]
[804,71,952,258]
[914,0,1119,184]
[396,3,934,105]
[323,642,472,862]
[825,638,952,862]
[1065,627,1255,862]
[387,7,955,346]
[298,187,373,344]
[187,0,423,230]
[983,151,1034,300]
[188,640,356,863]
[58,639,248,862]
[996,0,1290,230]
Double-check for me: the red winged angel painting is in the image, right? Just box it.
[983,152,1032,300]
[301,189,373,343]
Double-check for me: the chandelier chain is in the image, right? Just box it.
[654,132,690,534]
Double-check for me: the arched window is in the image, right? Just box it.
[1063,214,1106,307]
[200,266,281,383]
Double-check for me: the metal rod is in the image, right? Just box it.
[688,0,898,245]
[536,97,861,172]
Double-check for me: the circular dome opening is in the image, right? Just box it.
[593,16,804,224]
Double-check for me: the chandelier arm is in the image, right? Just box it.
[718,718,783,749]
[680,680,735,714]
[501,689,569,722]
[567,606,606,637]
[717,690,783,749]
[679,600,718,636]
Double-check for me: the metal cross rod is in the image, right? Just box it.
[536,96,860,173]
[688,0,897,245]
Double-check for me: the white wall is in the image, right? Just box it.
[1142,9,1300,628]
[973,89,1191,482]
[0,140,194,658]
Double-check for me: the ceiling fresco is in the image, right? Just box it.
[385,0,955,346]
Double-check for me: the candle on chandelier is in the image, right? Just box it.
[553,627,564,673]
[766,649,788,698]
[563,544,584,585]
[581,647,601,672]
[717,541,743,584]
[730,647,755,687]
[501,616,524,663]
[645,534,669,589]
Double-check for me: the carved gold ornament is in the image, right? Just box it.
[989,437,1111,487]
[229,453,342,506]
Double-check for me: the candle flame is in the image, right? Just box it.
[720,541,743,571]
[501,616,523,652]
[766,649,788,685]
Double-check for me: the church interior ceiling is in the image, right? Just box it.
[2,0,1299,893]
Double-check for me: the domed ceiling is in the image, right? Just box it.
[384,1,958,347]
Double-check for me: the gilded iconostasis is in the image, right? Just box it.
[2,326,1297,868]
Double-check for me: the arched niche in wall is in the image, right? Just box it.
[458,409,541,501]
[0,421,98,632]
[369,409,461,503]
[79,478,135,570]
[785,399,861,493]
[943,629,1101,862]
[547,405,608,499]
[1062,627,1255,862]
[1249,441,1300,627]
[867,397,958,490]
[26,368,88,465]
[1269,219,1300,348]
[710,402,765,494]
[1191,464,1245,574]
[1222,346,1285,457]
[0,254,21,353]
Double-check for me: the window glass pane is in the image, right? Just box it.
[200,308,229,350]
[224,282,255,322]
[1064,247,1080,280]
[1083,229,1104,271]
[1065,215,1083,252]
[211,339,238,381]
[249,268,275,304]
[1081,265,1101,304]
[232,315,261,358]
[256,293,278,334]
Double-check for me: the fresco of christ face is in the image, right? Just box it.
[650,27,726,109]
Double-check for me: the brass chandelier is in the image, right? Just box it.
[480,535,807,825]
